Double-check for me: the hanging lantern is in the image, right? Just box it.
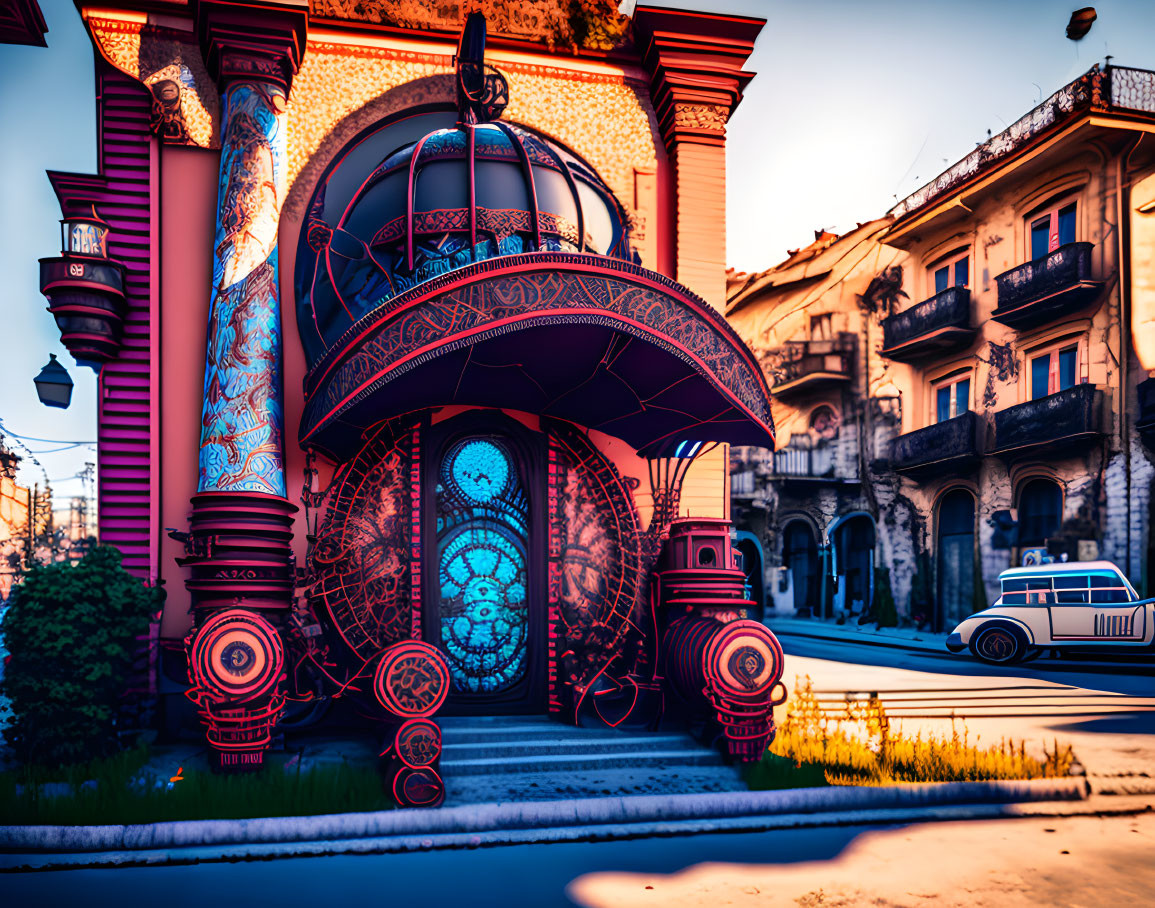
[34,354,74,409]
[39,205,126,369]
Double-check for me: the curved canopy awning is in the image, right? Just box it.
[300,253,775,460]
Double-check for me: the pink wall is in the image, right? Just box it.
[158,145,217,638]
[277,205,312,573]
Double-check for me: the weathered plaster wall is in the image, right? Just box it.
[732,132,1155,622]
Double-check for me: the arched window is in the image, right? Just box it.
[1018,478,1063,547]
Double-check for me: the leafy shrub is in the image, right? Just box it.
[1,545,161,767]
[747,676,1074,789]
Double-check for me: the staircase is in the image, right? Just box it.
[438,716,747,805]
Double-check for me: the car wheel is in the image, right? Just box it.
[969,625,1025,665]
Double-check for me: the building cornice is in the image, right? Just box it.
[632,5,763,150]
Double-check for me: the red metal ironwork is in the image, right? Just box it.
[656,517,786,761]
[186,608,287,770]
[662,615,785,762]
[180,491,298,612]
[389,718,442,769]
[373,640,451,719]
[391,765,445,808]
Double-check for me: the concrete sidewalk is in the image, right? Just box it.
[0,777,1100,870]
[765,616,951,653]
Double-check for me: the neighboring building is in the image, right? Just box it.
[730,64,1155,630]
[0,439,31,599]
[30,1,782,776]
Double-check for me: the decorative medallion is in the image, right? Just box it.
[373,639,451,717]
[190,609,284,702]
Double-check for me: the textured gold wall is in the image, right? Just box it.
[284,38,659,223]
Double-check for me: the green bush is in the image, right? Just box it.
[1,545,162,767]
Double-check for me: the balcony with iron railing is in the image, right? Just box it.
[991,242,1102,329]
[890,411,981,478]
[991,383,1103,461]
[769,335,855,398]
[879,286,974,362]
[768,441,859,486]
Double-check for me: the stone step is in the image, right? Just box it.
[440,734,697,760]
[442,764,748,805]
[439,722,665,745]
[440,748,726,776]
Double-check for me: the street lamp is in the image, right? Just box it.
[60,207,111,258]
[39,204,126,369]
[34,354,74,409]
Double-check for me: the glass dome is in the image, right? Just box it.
[296,118,633,365]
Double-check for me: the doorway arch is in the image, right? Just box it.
[735,530,765,620]
[936,488,976,630]
[781,520,819,615]
[829,513,876,618]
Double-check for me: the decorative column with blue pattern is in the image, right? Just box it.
[182,0,307,614]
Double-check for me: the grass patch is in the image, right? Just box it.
[746,676,1076,790]
[0,744,394,825]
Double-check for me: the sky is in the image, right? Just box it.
[2,0,1155,494]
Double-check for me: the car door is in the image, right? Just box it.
[1047,574,1094,640]
[1088,574,1145,641]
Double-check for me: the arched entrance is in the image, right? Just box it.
[831,515,875,618]
[782,520,818,615]
[424,413,547,713]
[936,489,976,630]
[735,531,765,620]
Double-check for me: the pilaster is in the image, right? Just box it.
[634,7,763,310]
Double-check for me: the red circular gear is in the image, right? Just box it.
[392,765,445,808]
[190,609,284,703]
[394,718,442,768]
[701,619,783,702]
[373,640,450,718]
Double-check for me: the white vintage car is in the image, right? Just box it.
[946,561,1154,664]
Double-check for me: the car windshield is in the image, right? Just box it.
[1000,572,1134,604]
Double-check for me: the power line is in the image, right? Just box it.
[0,419,96,445]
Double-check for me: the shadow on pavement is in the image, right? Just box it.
[1,824,879,907]
[1052,712,1155,736]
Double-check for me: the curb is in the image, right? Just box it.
[766,623,946,654]
[0,777,1087,856]
[5,791,1149,872]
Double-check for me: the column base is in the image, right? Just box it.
[180,491,298,611]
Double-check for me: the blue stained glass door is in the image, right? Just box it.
[435,437,531,695]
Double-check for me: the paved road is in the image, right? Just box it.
[775,632,1155,778]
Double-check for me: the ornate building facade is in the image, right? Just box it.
[729,64,1155,632]
[32,1,785,791]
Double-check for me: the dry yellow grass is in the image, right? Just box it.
[747,675,1074,789]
